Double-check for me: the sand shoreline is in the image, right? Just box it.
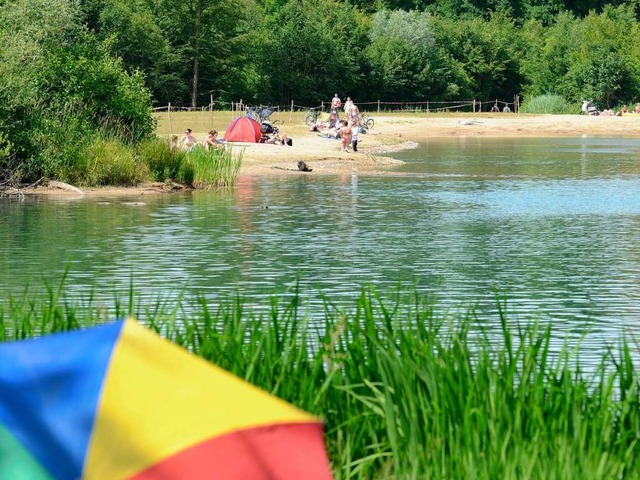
[10,113,640,196]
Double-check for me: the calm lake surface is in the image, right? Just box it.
[2,136,640,357]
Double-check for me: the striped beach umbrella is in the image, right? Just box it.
[0,318,333,480]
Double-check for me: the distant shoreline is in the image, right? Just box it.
[15,113,640,196]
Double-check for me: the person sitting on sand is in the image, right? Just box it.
[490,104,500,113]
[180,128,198,151]
[620,104,629,114]
[265,132,291,146]
[204,130,223,150]
[170,135,179,151]
[635,103,640,114]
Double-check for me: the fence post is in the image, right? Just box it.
[377,100,380,113]
[168,102,172,136]
[289,100,294,123]
[427,101,429,114]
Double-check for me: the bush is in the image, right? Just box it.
[519,94,576,114]
[138,137,184,181]
[81,138,148,186]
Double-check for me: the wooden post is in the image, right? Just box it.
[210,95,213,127]
[473,99,476,114]
[427,101,429,113]
[377,100,380,113]
[168,102,173,136]
[289,100,294,123]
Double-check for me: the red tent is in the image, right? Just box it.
[224,117,262,143]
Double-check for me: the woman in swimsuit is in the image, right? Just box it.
[340,120,352,152]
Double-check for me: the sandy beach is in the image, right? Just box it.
[14,113,640,195]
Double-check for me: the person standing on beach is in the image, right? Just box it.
[331,94,342,119]
[339,120,352,152]
[343,97,354,117]
[351,121,360,152]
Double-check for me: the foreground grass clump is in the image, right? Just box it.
[1,284,639,479]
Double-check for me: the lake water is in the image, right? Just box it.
[2,136,640,357]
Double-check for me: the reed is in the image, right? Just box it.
[1,281,639,479]
[182,146,242,189]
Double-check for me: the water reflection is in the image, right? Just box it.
[2,137,640,365]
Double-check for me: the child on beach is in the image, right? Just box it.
[339,120,352,152]
[351,121,360,152]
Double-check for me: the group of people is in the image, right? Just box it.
[172,128,224,151]
[618,103,640,115]
[490,103,511,113]
[330,94,361,127]
[312,117,360,152]
[315,94,360,152]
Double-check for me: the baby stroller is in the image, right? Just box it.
[246,106,283,125]
[581,100,599,116]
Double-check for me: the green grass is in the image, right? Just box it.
[182,146,242,189]
[1,281,639,479]
[519,95,577,114]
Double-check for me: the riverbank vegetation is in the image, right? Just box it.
[3,0,640,185]
[2,282,639,478]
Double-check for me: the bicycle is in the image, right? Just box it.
[303,107,323,126]
[357,114,374,130]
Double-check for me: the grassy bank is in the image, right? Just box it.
[1,283,639,479]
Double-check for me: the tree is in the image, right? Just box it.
[257,0,366,105]
[521,6,640,107]
[97,0,185,105]
[0,0,155,183]
[152,0,254,107]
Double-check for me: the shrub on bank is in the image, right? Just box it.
[82,138,148,186]
[138,137,184,182]
[519,94,576,114]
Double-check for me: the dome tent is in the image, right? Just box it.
[224,116,261,143]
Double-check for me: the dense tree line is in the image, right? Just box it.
[3,0,640,183]
[67,0,640,108]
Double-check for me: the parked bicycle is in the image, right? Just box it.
[303,107,323,126]
[357,113,374,130]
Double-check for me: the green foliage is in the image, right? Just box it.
[81,137,147,186]
[0,0,155,184]
[183,146,243,189]
[365,10,438,100]
[3,282,640,478]
[431,12,526,100]
[97,0,185,103]
[519,94,576,113]
[521,6,640,107]
[138,138,185,182]
[257,0,366,105]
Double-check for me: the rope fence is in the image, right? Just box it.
[152,96,521,115]
[153,96,521,136]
